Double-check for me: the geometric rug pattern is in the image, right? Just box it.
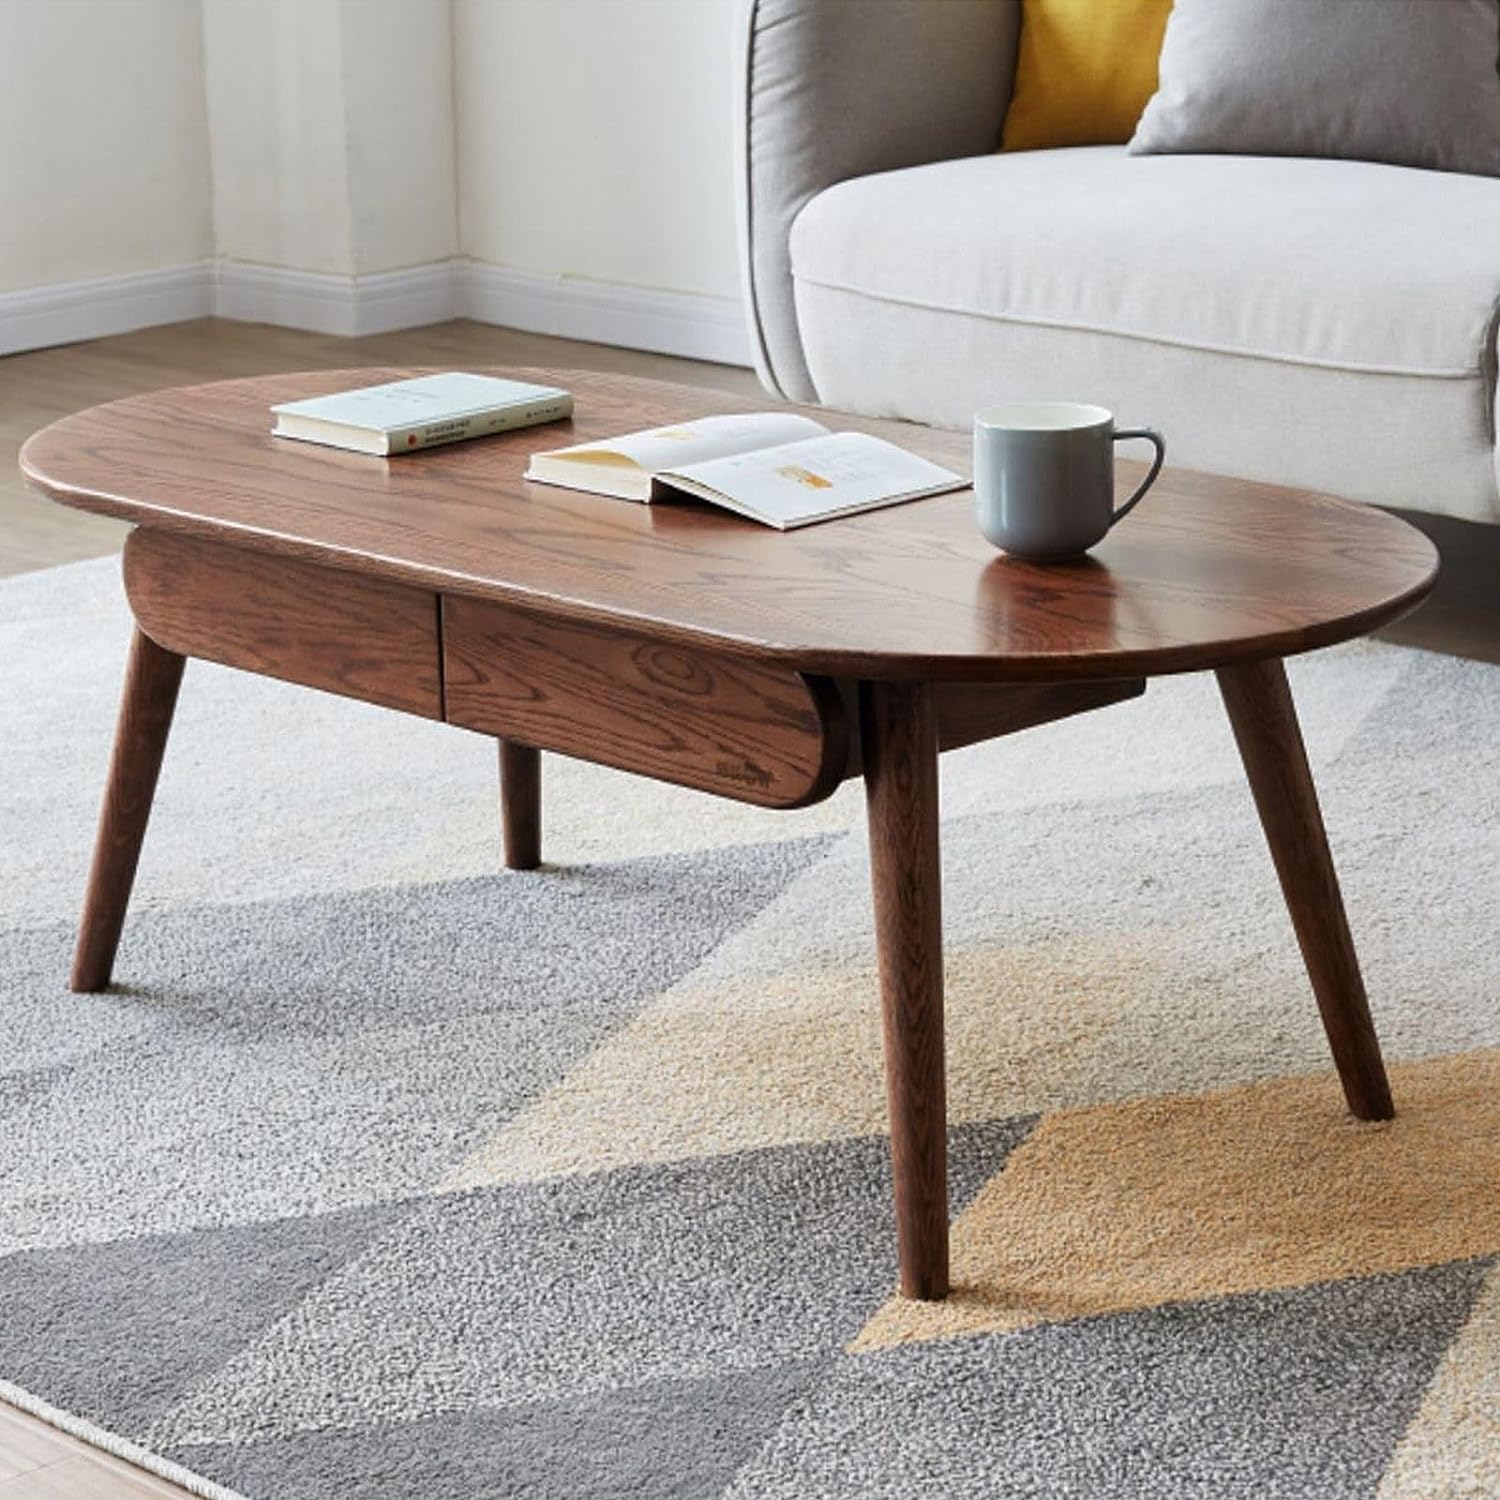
[2,556,1498,1499]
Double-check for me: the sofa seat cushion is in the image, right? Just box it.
[789,147,1500,520]
[792,147,1500,379]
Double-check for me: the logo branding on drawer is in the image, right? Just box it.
[715,759,774,789]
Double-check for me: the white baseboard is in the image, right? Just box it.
[216,260,461,338]
[218,259,751,363]
[0,257,753,368]
[464,264,753,368]
[0,263,213,357]
[0,259,458,352]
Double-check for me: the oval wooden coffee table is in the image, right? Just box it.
[20,368,1439,1301]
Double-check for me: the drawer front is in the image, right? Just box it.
[125,529,442,718]
[442,596,847,808]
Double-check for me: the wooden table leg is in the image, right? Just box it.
[861,680,949,1299]
[499,740,541,870]
[70,627,185,993]
[1216,657,1394,1121]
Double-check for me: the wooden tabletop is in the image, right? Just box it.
[19,367,1438,682]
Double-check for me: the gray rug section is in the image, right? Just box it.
[0,1200,413,1439]
[5,843,832,1059]
[148,1121,1033,1451]
[724,1258,1496,1500]
[174,1364,827,1500]
[2,843,828,1256]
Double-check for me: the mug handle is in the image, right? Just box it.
[1110,428,1166,525]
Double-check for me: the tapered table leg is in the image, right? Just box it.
[1217,656,1394,1120]
[499,740,541,870]
[70,627,185,993]
[862,680,949,1300]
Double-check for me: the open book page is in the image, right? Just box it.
[540,412,828,474]
[661,431,965,529]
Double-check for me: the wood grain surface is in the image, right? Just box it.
[443,596,847,808]
[498,740,542,871]
[70,629,185,993]
[124,529,442,718]
[20,368,1439,682]
[861,680,949,1299]
[1217,658,1395,1120]
[829,679,1146,780]
[930,679,1145,755]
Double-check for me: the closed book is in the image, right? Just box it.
[272,372,573,455]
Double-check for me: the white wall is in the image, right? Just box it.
[2,0,747,360]
[0,0,212,294]
[455,0,740,301]
[343,0,459,274]
[202,0,739,297]
[201,0,457,276]
[200,0,352,275]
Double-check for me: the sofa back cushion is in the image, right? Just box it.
[1001,0,1171,151]
[1130,0,1500,177]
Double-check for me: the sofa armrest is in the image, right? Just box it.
[734,0,1020,400]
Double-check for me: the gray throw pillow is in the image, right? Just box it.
[1129,0,1500,177]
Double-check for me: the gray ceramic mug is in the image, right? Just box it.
[973,403,1165,561]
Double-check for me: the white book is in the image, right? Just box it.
[525,412,964,529]
[272,372,573,455]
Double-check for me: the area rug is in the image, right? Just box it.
[2,555,1498,1500]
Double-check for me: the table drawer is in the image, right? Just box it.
[124,529,442,718]
[442,596,847,808]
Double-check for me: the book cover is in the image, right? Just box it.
[272,373,573,455]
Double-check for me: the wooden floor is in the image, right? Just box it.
[0,316,754,1499]
[0,1405,192,1499]
[2,315,1497,1499]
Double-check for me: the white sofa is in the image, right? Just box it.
[734,0,1500,524]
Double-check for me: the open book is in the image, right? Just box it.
[524,413,964,529]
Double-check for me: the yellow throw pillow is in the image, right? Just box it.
[1001,0,1173,152]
